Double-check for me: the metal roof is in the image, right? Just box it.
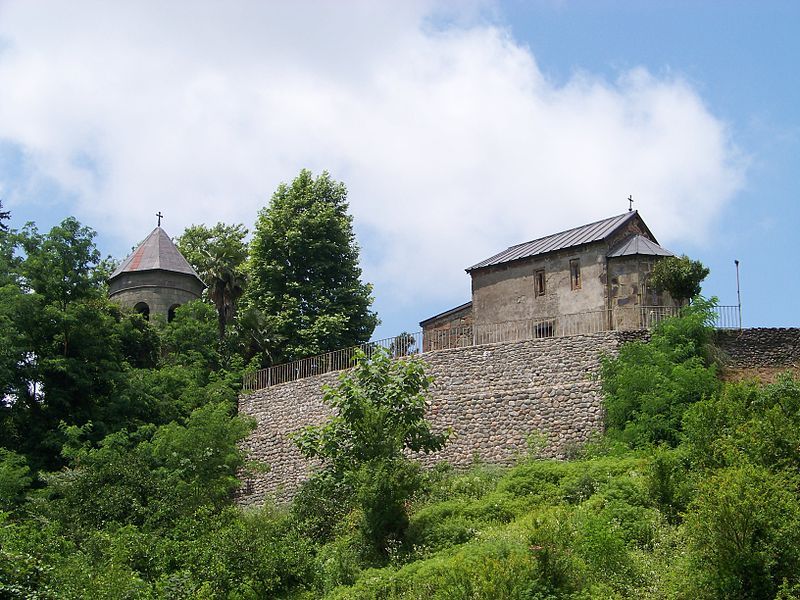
[109,227,203,282]
[607,234,673,258]
[467,211,641,272]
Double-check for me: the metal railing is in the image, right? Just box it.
[242,304,739,391]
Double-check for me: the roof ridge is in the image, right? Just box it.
[506,211,636,250]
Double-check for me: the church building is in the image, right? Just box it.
[421,210,676,349]
[108,225,205,321]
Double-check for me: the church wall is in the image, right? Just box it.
[237,327,800,506]
[109,270,204,318]
[470,243,609,330]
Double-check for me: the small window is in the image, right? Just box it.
[133,301,150,320]
[570,259,581,290]
[534,269,546,296]
[168,304,180,323]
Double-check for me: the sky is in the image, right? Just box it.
[0,0,797,339]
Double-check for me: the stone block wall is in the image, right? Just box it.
[238,330,644,506]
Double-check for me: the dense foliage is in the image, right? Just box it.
[294,349,448,557]
[176,223,249,342]
[2,202,799,598]
[243,169,378,365]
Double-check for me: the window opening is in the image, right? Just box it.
[168,304,180,323]
[534,269,546,296]
[134,301,150,321]
[570,259,581,290]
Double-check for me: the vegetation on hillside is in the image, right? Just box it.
[2,191,797,598]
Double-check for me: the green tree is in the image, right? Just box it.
[294,349,447,556]
[602,299,720,447]
[685,464,800,599]
[17,218,104,310]
[244,169,378,365]
[650,255,710,306]
[176,223,248,341]
[0,218,161,467]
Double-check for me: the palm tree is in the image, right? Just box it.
[201,247,245,341]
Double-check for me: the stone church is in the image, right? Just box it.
[108,226,205,321]
[421,210,676,349]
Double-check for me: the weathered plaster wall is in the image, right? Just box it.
[238,330,645,506]
[421,303,474,352]
[109,270,204,318]
[470,245,608,328]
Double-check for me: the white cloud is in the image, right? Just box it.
[0,0,743,320]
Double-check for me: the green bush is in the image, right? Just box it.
[684,463,800,599]
[602,301,719,447]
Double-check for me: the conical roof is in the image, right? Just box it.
[109,227,203,283]
[607,234,674,258]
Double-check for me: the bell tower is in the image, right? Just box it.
[108,225,205,321]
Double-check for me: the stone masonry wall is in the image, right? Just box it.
[238,327,800,507]
[238,330,644,506]
[715,328,800,369]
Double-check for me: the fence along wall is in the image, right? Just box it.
[238,330,645,506]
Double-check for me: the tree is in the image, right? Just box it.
[0,218,161,467]
[650,255,710,306]
[0,199,10,232]
[602,299,719,447]
[176,223,248,341]
[294,348,447,556]
[244,170,378,365]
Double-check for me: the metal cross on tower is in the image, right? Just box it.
[628,195,634,212]
[156,211,164,227]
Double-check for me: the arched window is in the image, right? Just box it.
[134,302,150,320]
[168,304,180,323]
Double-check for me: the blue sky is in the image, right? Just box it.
[0,1,797,338]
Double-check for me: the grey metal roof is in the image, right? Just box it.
[109,227,203,282]
[467,211,640,272]
[607,234,673,258]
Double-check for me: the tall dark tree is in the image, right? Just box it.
[244,170,378,364]
[0,218,158,467]
[0,199,10,232]
[176,223,248,341]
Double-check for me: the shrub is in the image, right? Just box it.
[684,464,800,599]
[602,301,719,447]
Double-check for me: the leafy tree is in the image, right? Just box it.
[0,199,10,231]
[685,464,800,599]
[244,169,378,365]
[0,219,163,466]
[17,218,104,309]
[176,223,248,341]
[650,255,710,306]
[294,348,447,556]
[602,299,720,447]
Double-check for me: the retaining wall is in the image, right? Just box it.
[238,327,800,506]
[238,330,643,505]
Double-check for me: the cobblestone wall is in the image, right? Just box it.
[237,331,643,506]
[715,328,800,368]
[237,327,800,506]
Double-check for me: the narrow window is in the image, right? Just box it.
[570,259,581,290]
[534,269,546,296]
[168,304,180,323]
[133,301,150,320]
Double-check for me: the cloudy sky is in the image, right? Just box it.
[1,1,797,336]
